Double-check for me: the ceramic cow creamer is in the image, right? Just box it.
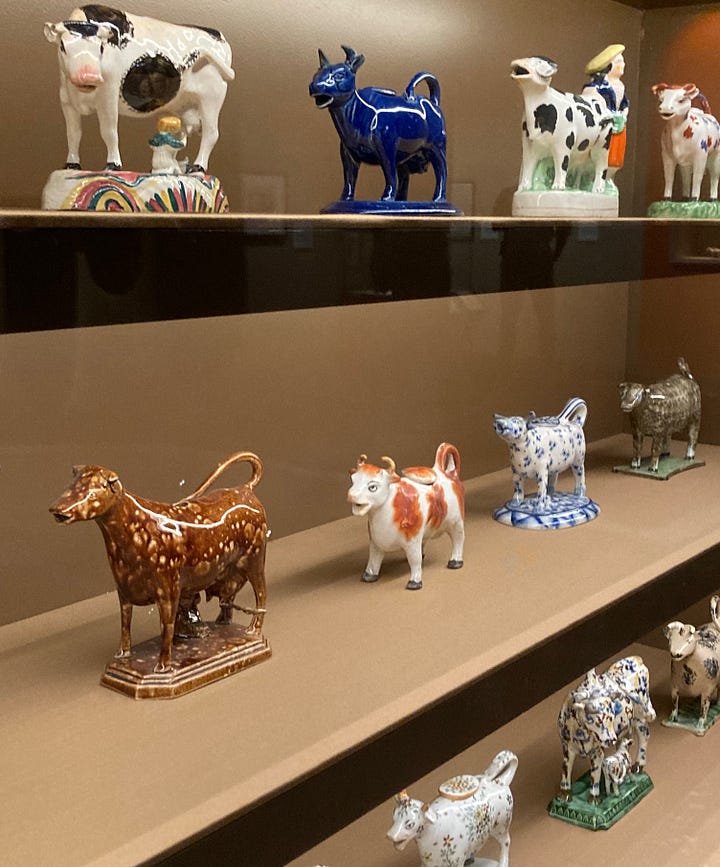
[387,751,517,867]
[45,5,235,172]
[651,83,720,200]
[347,443,464,590]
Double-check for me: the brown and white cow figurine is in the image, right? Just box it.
[45,6,235,172]
[651,82,720,200]
[347,443,464,590]
[50,451,268,672]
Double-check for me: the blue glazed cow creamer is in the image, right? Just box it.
[309,45,461,215]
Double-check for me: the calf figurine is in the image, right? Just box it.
[602,737,633,796]
[45,5,235,172]
[387,751,517,867]
[651,83,720,201]
[664,595,720,733]
[309,45,449,203]
[347,443,464,590]
[619,357,701,472]
[50,451,268,672]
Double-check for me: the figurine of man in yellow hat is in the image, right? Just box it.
[149,115,188,175]
[583,44,628,180]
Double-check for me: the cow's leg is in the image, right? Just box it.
[446,520,464,569]
[243,544,268,636]
[679,163,693,200]
[155,585,179,672]
[571,461,586,497]
[493,826,511,867]
[708,154,720,199]
[699,693,711,728]
[518,136,539,191]
[405,538,424,590]
[96,97,122,170]
[669,683,679,721]
[188,77,228,173]
[661,140,676,199]
[633,719,650,773]
[559,741,575,801]
[631,426,643,468]
[535,470,549,509]
[114,595,133,659]
[691,152,708,200]
[340,143,359,200]
[60,94,83,169]
[397,164,410,201]
[510,470,524,506]
[687,415,700,459]
[649,436,662,472]
[550,146,569,191]
[426,145,448,201]
[547,470,558,496]
[362,538,384,583]
[587,747,604,804]
[377,137,399,201]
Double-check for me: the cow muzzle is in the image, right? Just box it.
[350,501,371,517]
[50,508,74,524]
[70,67,104,90]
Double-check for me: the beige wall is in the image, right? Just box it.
[1,0,641,213]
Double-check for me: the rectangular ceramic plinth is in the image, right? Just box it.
[548,771,653,830]
[612,457,705,480]
[101,623,271,699]
[662,697,720,736]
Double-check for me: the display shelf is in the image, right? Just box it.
[290,643,715,867]
[2,211,720,332]
[4,434,720,867]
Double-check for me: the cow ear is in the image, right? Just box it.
[424,806,438,824]
[107,475,121,494]
[97,23,114,43]
[44,22,63,43]
[651,82,668,96]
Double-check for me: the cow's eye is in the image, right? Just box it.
[100,43,104,55]
[60,40,66,54]
[368,483,378,492]
[333,71,344,81]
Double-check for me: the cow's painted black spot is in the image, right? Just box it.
[121,53,181,112]
[566,132,575,150]
[562,155,569,172]
[566,107,573,122]
[182,24,223,41]
[64,21,101,38]
[80,5,133,45]
[522,120,529,138]
[595,103,602,114]
[603,130,612,150]
[574,101,595,127]
[534,103,557,134]
[578,139,590,151]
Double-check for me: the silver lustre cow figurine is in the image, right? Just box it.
[619,357,701,471]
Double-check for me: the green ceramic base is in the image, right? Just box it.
[662,697,720,736]
[548,770,653,830]
[612,455,705,480]
[648,199,720,218]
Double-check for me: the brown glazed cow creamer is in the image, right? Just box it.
[50,451,269,695]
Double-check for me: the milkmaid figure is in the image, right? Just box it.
[583,44,628,183]
[149,115,187,175]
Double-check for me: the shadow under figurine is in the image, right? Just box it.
[648,83,720,218]
[387,751,517,867]
[309,45,461,215]
[42,6,233,211]
[614,357,702,479]
[49,451,270,699]
[493,397,599,529]
[549,655,655,830]
[347,443,464,590]
[663,595,720,735]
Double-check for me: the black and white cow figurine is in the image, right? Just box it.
[45,5,235,173]
[511,55,614,193]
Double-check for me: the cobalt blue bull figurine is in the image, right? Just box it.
[309,46,460,214]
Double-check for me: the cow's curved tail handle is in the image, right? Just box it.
[189,48,235,81]
[405,72,441,105]
[177,451,263,502]
[482,750,518,788]
[677,356,695,380]
[434,442,461,481]
[558,397,587,428]
[711,595,720,632]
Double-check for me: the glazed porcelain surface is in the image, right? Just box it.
[618,357,701,472]
[387,751,517,867]
[556,656,655,806]
[50,452,268,674]
[347,443,464,590]
[493,397,599,529]
[45,5,234,173]
[583,44,628,182]
[309,45,458,212]
[663,596,720,735]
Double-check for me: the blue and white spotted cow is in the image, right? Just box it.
[511,56,614,193]
[558,656,656,803]
[493,397,587,511]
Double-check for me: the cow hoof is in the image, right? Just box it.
[361,571,379,583]
[587,793,601,806]
[104,162,122,171]
[154,661,171,673]
[557,791,572,803]
[65,162,82,170]
[186,163,206,175]
[406,580,423,591]
[447,559,463,570]
[114,648,131,660]
[631,763,642,775]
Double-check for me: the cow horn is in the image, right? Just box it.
[395,789,409,804]
[342,44,365,71]
[318,49,330,68]
[382,456,396,475]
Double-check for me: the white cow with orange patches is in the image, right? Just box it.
[347,443,464,590]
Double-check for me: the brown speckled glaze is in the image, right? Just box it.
[50,452,268,673]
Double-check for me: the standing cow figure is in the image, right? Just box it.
[651,82,720,201]
[45,5,235,173]
[387,751,517,867]
[557,655,655,805]
[309,45,450,205]
[347,443,464,590]
[50,451,268,674]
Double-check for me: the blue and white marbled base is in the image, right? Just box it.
[494,493,600,529]
[320,199,462,216]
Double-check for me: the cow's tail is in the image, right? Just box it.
[405,72,441,106]
[187,48,235,81]
[178,451,263,502]
[434,442,461,482]
[677,356,694,380]
[711,595,720,631]
[558,397,587,428]
[695,91,712,115]
[481,750,518,788]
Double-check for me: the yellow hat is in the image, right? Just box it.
[585,44,625,75]
[157,115,182,134]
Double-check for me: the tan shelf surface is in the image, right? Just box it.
[291,643,718,867]
[2,434,719,866]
